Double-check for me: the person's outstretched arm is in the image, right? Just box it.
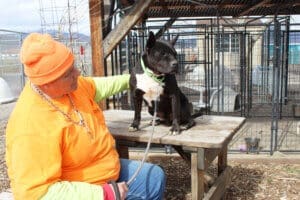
[41,181,128,200]
[92,74,130,102]
[41,181,105,200]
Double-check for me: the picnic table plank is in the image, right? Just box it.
[103,109,246,200]
[104,110,246,148]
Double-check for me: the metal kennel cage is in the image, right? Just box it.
[104,16,300,154]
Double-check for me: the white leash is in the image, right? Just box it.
[127,99,158,185]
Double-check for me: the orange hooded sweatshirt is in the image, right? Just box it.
[5,75,129,200]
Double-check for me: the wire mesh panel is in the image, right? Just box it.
[108,17,300,153]
[230,117,300,153]
[0,30,25,98]
[287,31,300,104]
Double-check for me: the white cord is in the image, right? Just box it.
[127,99,158,185]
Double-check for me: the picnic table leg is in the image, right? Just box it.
[191,150,205,200]
[116,142,129,159]
[218,146,227,175]
[203,146,231,200]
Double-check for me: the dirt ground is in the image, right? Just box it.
[129,152,300,200]
[0,102,299,199]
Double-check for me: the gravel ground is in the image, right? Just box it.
[132,153,300,200]
[0,102,16,194]
[0,120,10,194]
[1,102,299,199]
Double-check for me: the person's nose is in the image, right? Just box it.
[74,67,81,77]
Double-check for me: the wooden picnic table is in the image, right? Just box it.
[104,110,246,200]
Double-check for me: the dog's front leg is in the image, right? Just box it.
[129,89,144,131]
[170,94,181,135]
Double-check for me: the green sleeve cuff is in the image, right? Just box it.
[40,181,104,200]
[93,74,130,102]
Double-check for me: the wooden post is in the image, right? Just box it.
[191,152,205,200]
[218,146,228,175]
[89,0,106,109]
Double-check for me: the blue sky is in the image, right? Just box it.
[0,0,300,35]
[0,0,90,35]
[0,0,41,32]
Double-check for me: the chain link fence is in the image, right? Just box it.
[0,30,92,102]
[0,30,26,98]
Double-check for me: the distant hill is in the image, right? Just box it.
[0,30,90,54]
[41,29,90,43]
[0,29,90,42]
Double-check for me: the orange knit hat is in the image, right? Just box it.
[20,33,74,85]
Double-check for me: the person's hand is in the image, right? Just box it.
[117,182,128,200]
[109,181,128,200]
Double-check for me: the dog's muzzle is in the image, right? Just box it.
[170,62,179,73]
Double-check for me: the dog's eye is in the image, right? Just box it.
[161,52,167,57]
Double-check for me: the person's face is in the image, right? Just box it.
[41,63,80,98]
[54,64,80,92]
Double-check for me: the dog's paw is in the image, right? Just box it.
[149,119,161,126]
[129,119,140,132]
[169,126,181,135]
[169,130,180,135]
[128,123,139,132]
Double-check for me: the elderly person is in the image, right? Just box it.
[5,33,165,200]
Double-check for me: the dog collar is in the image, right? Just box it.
[141,59,165,84]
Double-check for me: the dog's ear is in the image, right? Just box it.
[146,31,156,49]
[170,34,179,46]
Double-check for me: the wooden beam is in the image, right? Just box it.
[218,146,228,175]
[191,152,205,200]
[148,4,239,10]
[236,0,271,17]
[119,0,135,7]
[103,0,154,58]
[182,147,221,170]
[89,0,104,77]
[203,166,232,200]
[89,0,106,109]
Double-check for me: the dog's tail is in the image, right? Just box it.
[188,102,203,119]
[192,111,203,119]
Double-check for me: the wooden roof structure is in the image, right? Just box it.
[127,0,300,18]
[88,0,300,82]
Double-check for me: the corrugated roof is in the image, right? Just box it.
[122,0,300,18]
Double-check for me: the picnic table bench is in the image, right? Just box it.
[104,110,246,200]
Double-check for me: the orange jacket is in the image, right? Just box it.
[6,76,122,199]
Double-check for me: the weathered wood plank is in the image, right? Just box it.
[105,110,168,143]
[203,166,232,200]
[161,115,246,148]
[103,0,154,58]
[183,147,221,169]
[103,110,241,200]
[191,152,205,200]
[89,0,104,77]
[218,146,228,175]
[104,110,246,148]
[88,0,106,109]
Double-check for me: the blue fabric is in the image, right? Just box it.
[118,159,166,200]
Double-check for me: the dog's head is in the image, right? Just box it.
[142,31,179,75]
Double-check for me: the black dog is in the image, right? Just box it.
[129,31,197,135]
